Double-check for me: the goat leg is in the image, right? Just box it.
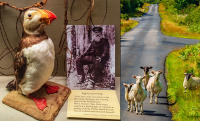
[148,90,151,98]
[127,101,130,111]
[184,88,187,93]
[155,93,158,104]
[150,92,153,104]
[134,102,136,111]
[140,103,143,115]
[130,100,134,112]
[135,102,138,115]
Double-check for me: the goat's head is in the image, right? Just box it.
[140,66,153,75]
[132,75,144,85]
[151,70,162,75]
[123,83,134,92]
[151,70,162,81]
[184,73,193,81]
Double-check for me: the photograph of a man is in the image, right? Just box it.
[76,27,110,84]
[67,25,115,90]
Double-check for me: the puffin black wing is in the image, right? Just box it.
[6,50,27,91]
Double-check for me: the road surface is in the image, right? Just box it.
[120,4,199,121]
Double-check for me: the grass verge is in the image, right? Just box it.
[159,3,200,40]
[165,44,200,121]
[120,19,138,36]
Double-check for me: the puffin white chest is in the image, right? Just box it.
[20,38,55,95]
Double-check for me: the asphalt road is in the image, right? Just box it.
[120,4,199,121]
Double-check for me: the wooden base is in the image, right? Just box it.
[2,81,71,121]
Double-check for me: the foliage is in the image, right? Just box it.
[121,0,131,14]
[179,44,200,76]
[179,44,200,60]
[161,0,199,11]
[147,0,160,4]
[121,0,148,14]
[161,0,200,33]
[183,6,200,32]
[131,3,150,17]
[166,43,200,121]
[121,13,129,20]
[159,3,200,39]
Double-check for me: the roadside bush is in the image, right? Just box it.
[183,6,200,33]
[121,0,145,14]
[174,0,187,10]
[121,13,129,20]
[147,0,160,4]
[179,44,200,60]
[161,0,199,13]
[121,0,131,14]
[179,43,200,76]
[185,6,200,25]
[161,0,178,13]
[180,4,196,14]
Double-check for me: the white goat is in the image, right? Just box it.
[147,70,162,104]
[131,75,147,115]
[183,73,200,92]
[123,83,135,112]
[140,66,153,90]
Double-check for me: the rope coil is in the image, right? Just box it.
[0,0,47,11]
[69,0,108,25]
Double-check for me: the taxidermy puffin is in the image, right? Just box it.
[6,8,57,96]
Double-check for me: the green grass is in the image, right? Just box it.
[130,3,150,17]
[165,44,200,121]
[159,3,200,40]
[120,19,138,36]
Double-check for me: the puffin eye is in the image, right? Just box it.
[28,14,32,17]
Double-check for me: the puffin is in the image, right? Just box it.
[6,8,57,96]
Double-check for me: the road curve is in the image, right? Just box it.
[120,4,199,121]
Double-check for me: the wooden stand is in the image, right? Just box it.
[2,81,71,121]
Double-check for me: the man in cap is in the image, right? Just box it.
[76,27,110,84]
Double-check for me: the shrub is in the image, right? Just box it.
[179,43,200,76]
[121,13,129,20]
[179,44,200,60]
[185,6,200,25]
[180,4,196,14]
[161,0,199,13]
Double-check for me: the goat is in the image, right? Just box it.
[140,66,153,90]
[131,75,147,115]
[146,70,162,104]
[183,73,200,92]
[123,83,135,112]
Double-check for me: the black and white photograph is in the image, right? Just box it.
[66,25,115,90]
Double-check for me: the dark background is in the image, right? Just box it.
[0,0,120,76]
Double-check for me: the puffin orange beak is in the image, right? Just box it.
[39,9,57,24]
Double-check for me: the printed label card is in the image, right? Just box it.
[67,90,120,120]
